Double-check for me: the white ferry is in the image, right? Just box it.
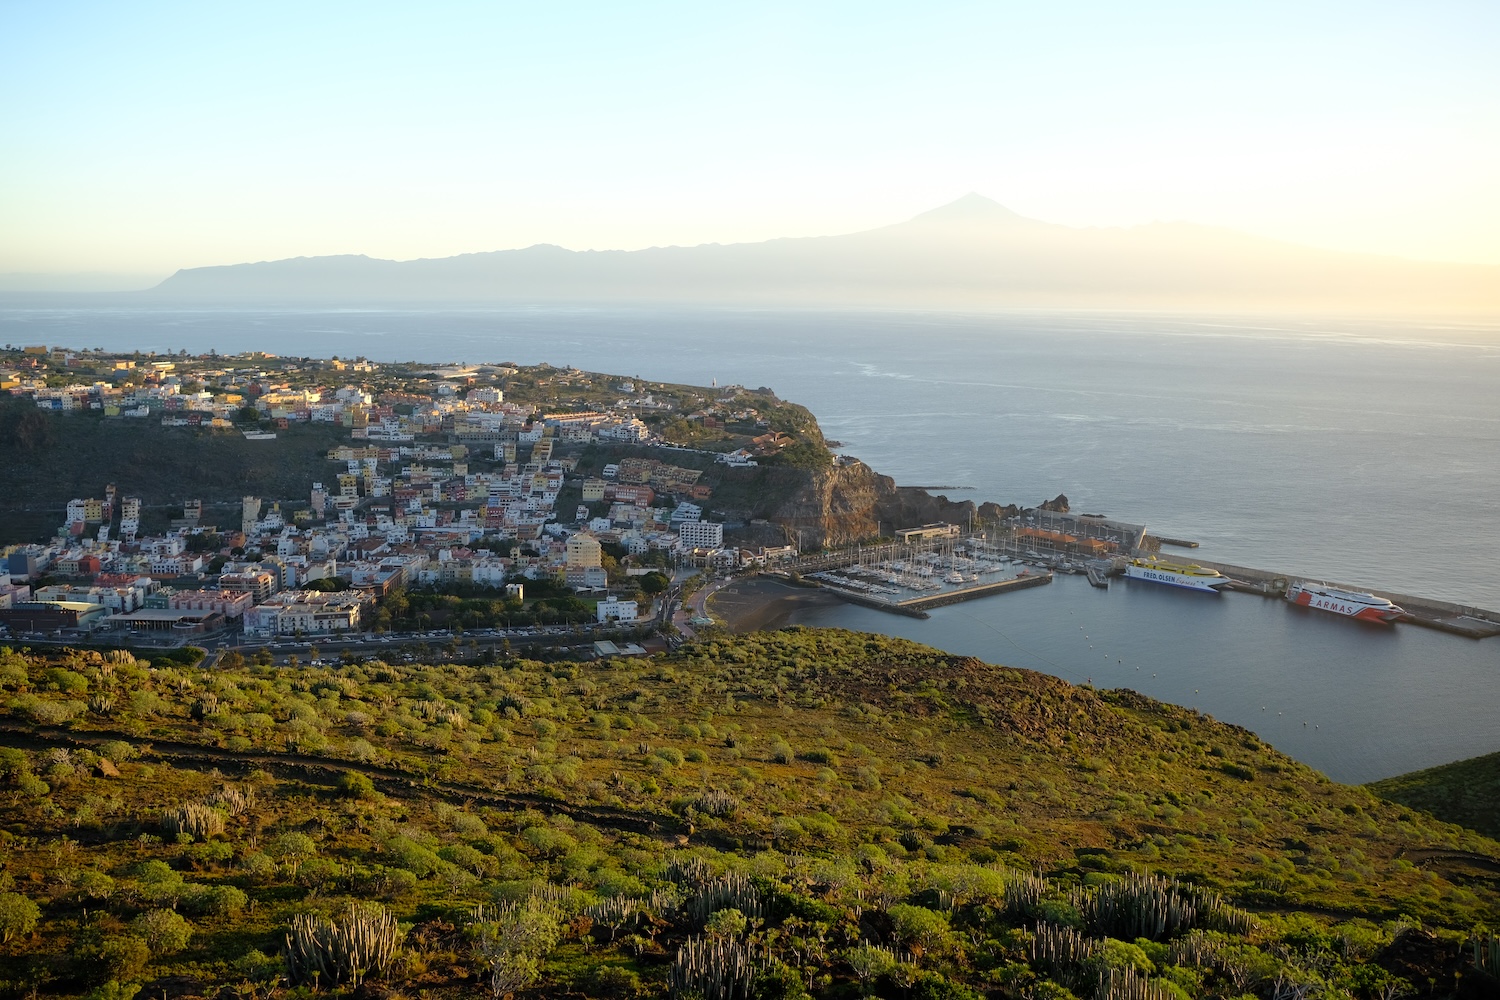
[1124,557,1232,593]
[1285,582,1405,624]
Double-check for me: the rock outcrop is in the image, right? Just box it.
[768,461,991,548]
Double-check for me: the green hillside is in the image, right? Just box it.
[0,630,1495,999]
[0,400,347,543]
[1369,751,1500,842]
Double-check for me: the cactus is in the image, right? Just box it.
[1002,868,1049,920]
[669,935,771,1000]
[586,897,642,941]
[1028,922,1101,975]
[204,785,256,817]
[1079,872,1205,941]
[1096,965,1175,1000]
[665,854,716,889]
[160,802,225,841]
[284,902,401,986]
[693,788,740,818]
[1474,931,1500,979]
[688,873,765,928]
[1167,930,1222,969]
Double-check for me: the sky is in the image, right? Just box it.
[2,1,1498,282]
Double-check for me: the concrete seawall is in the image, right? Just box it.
[1158,556,1500,639]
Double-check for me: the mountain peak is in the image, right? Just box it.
[907,192,1032,226]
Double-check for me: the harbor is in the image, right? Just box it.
[764,511,1499,638]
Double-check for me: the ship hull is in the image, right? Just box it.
[1286,584,1403,623]
[1124,565,1229,593]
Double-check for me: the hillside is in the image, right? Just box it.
[0,400,347,544]
[0,630,1496,999]
[1369,752,1500,842]
[144,195,1500,314]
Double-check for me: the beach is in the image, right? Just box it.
[707,576,847,632]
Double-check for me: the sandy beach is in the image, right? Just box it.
[707,576,846,632]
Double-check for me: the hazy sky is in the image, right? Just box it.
[3,1,1498,278]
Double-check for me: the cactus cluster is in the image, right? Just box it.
[693,788,740,817]
[284,902,401,986]
[414,699,466,726]
[586,896,643,941]
[669,935,770,1000]
[665,855,716,889]
[1029,922,1100,969]
[1096,964,1175,1000]
[160,801,225,841]
[1475,931,1500,979]
[1167,930,1222,969]
[688,873,765,928]
[585,888,680,941]
[1002,868,1048,920]
[204,784,256,816]
[1079,873,1201,941]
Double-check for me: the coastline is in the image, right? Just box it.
[707,576,846,632]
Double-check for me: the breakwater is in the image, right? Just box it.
[1155,556,1500,639]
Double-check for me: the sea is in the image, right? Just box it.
[3,301,1497,783]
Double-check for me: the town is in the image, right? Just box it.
[0,346,810,651]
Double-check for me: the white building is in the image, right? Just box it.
[677,520,724,549]
[596,597,638,623]
[670,502,702,524]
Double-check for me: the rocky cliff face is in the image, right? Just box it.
[769,461,1000,548]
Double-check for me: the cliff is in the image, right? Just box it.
[768,460,991,548]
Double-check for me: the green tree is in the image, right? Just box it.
[0,892,40,943]
[269,831,318,875]
[130,909,193,955]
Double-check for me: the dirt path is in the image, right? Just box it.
[0,719,684,841]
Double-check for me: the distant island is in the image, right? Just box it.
[143,195,1500,314]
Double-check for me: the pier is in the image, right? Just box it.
[1136,556,1500,639]
[811,571,1053,618]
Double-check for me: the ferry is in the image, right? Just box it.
[1124,557,1232,593]
[1285,582,1405,624]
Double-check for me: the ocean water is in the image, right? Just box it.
[3,302,1496,780]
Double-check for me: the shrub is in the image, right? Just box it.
[270,832,318,874]
[83,981,141,1000]
[183,883,248,917]
[704,907,748,938]
[0,892,40,943]
[888,903,950,954]
[586,964,642,997]
[337,771,379,800]
[384,836,447,877]
[97,740,137,761]
[130,908,193,955]
[43,667,89,693]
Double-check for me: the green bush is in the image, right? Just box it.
[0,892,40,943]
[338,770,379,799]
[130,909,193,955]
